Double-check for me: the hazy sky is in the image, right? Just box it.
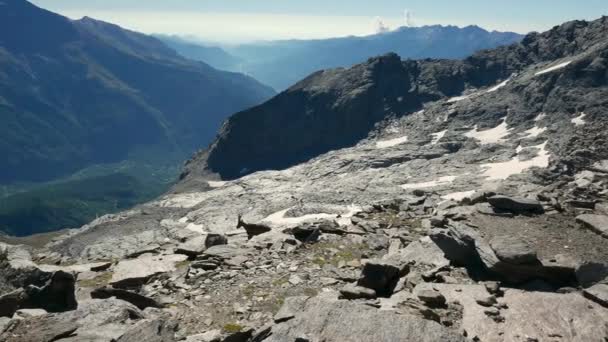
[31,0,608,43]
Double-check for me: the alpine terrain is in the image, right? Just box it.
[2,15,608,342]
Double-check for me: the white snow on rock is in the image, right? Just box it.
[186,223,205,234]
[441,190,476,202]
[430,130,447,145]
[208,181,227,188]
[376,136,408,149]
[523,125,547,138]
[486,78,510,93]
[464,119,511,144]
[401,176,457,190]
[447,95,470,103]
[481,142,550,180]
[534,113,546,122]
[535,61,572,76]
[571,112,587,126]
[262,205,362,227]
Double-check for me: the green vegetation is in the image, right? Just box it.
[78,271,113,288]
[222,323,244,333]
[0,169,173,237]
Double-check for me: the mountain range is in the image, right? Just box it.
[167,25,523,90]
[0,0,274,235]
[0,0,274,185]
[1,8,608,342]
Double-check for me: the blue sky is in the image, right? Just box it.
[31,0,608,43]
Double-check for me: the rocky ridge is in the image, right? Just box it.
[2,17,608,342]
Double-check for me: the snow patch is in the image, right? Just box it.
[464,119,511,144]
[262,205,362,227]
[447,95,470,103]
[431,130,447,145]
[208,181,227,188]
[486,79,509,93]
[186,222,205,234]
[376,136,408,149]
[571,112,586,126]
[535,61,572,76]
[523,125,546,138]
[534,113,546,122]
[401,176,457,190]
[441,190,476,202]
[481,142,550,180]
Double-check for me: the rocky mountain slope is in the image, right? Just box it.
[0,0,274,184]
[1,17,608,342]
[206,25,522,90]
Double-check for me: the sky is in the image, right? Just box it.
[30,0,608,43]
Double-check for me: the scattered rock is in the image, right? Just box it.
[576,214,608,238]
[416,289,447,308]
[339,283,377,300]
[91,287,162,310]
[487,195,544,214]
[263,294,467,341]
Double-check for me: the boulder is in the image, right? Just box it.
[110,254,188,288]
[1,271,77,318]
[356,260,404,297]
[0,298,147,342]
[576,214,608,238]
[12,308,47,319]
[487,195,544,214]
[415,289,447,308]
[91,287,162,310]
[25,271,77,313]
[262,294,468,342]
[430,223,575,285]
[489,236,538,265]
[339,283,377,300]
[116,319,177,342]
[583,284,608,308]
[430,284,608,342]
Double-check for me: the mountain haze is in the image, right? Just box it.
[171,25,523,90]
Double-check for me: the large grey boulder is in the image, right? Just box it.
[0,271,77,318]
[489,236,538,265]
[576,214,608,238]
[487,195,544,214]
[262,293,468,342]
[116,319,177,342]
[110,254,188,288]
[430,223,574,285]
[431,284,608,342]
[0,298,151,342]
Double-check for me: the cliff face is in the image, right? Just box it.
[181,17,608,185]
